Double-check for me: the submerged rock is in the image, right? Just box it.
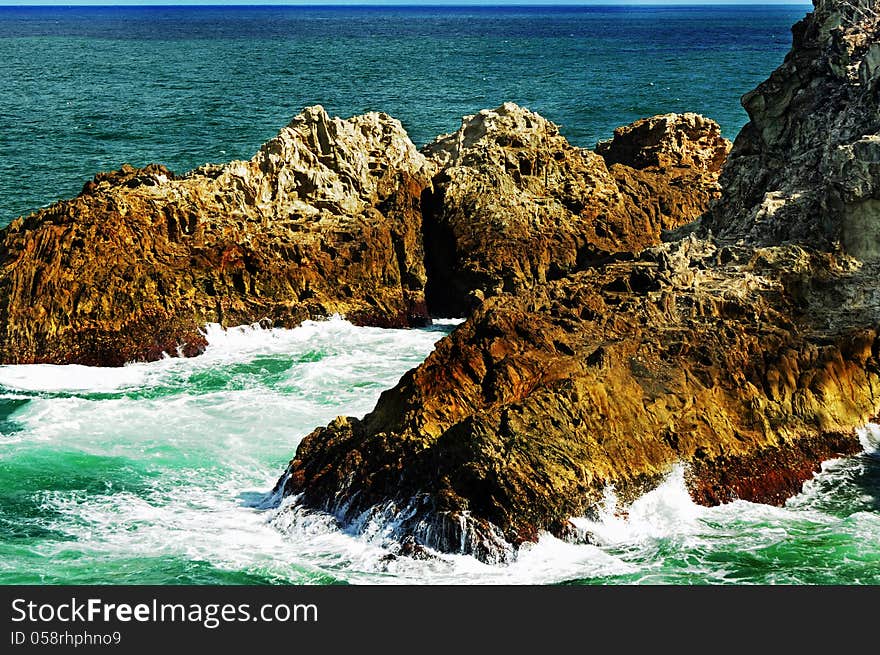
[421,103,729,316]
[277,0,880,563]
[0,106,433,365]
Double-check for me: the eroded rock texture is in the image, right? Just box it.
[0,107,434,365]
[421,104,729,316]
[277,0,880,562]
[706,0,880,259]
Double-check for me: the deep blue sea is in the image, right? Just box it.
[5,6,879,587]
[0,5,808,225]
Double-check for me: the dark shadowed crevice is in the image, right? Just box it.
[421,180,470,319]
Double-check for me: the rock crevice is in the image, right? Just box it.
[420,104,729,317]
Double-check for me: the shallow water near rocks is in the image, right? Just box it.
[1,317,878,585]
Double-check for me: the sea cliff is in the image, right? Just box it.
[0,106,723,366]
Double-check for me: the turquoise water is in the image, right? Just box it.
[2,5,879,586]
[0,318,877,585]
[0,319,459,584]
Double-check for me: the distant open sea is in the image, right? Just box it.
[6,5,879,588]
[0,4,809,225]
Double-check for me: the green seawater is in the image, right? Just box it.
[0,319,459,584]
[0,318,877,586]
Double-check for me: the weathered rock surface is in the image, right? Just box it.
[596,112,729,173]
[705,0,880,259]
[280,239,877,560]
[0,106,434,365]
[0,101,726,366]
[421,104,729,316]
[277,0,880,562]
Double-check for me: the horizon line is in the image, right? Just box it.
[0,3,816,6]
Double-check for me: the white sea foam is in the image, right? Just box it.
[0,318,459,583]
[857,422,880,455]
[569,465,705,546]
[0,315,444,395]
[427,318,466,327]
[267,497,634,584]
[2,318,878,585]
[0,362,156,393]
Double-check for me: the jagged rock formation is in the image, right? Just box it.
[281,237,877,561]
[277,0,880,563]
[421,104,729,316]
[596,112,729,173]
[706,0,880,259]
[0,101,726,366]
[0,107,434,365]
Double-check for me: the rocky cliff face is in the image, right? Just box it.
[705,0,880,259]
[421,104,729,316]
[0,106,434,365]
[277,0,880,562]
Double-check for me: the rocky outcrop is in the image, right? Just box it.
[276,0,880,563]
[705,0,880,259]
[0,101,726,365]
[0,106,434,365]
[279,239,877,561]
[421,104,729,316]
[596,112,729,173]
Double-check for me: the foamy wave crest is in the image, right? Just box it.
[568,465,705,546]
[199,314,463,357]
[266,494,634,584]
[269,493,515,565]
[428,318,466,328]
[198,314,349,359]
[0,362,156,393]
[266,467,702,580]
[857,423,880,455]
[0,315,447,396]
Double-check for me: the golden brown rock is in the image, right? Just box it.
[0,106,435,365]
[275,0,880,563]
[596,112,730,173]
[421,103,729,316]
[279,238,878,561]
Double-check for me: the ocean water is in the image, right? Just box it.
[0,5,808,225]
[3,5,879,586]
[1,317,878,585]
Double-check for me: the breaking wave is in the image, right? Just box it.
[1,317,878,585]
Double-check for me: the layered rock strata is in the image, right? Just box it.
[277,0,880,562]
[0,107,434,365]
